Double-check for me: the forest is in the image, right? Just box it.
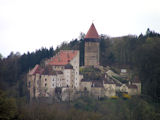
[0,28,160,120]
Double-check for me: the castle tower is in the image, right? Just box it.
[84,23,100,66]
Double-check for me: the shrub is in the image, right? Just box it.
[111,96,119,99]
[122,93,131,99]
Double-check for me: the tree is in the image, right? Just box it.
[136,37,160,102]
[0,53,2,59]
[0,90,17,120]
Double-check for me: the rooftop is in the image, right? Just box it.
[85,23,99,39]
[29,64,64,75]
[29,64,44,75]
[48,50,78,66]
[127,84,137,89]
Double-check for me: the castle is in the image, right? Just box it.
[27,23,141,101]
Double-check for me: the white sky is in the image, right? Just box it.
[0,0,160,57]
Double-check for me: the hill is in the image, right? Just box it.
[0,28,160,119]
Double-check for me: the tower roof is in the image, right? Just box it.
[85,23,99,39]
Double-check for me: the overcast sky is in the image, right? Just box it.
[0,0,160,57]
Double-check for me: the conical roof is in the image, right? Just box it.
[85,23,99,39]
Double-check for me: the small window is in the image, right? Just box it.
[84,87,87,91]
[28,81,31,88]
[45,83,47,87]
[53,79,54,81]
[52,84,54,87]
[45,78,47,81]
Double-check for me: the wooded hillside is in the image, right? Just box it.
[0,28,160,119]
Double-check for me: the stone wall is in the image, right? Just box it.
[128,88,138,95]
[91,87,104,98]
[103,84,116,97]
[70,51,80,89]
[80,81,92,92]
[85,42,99,66]
[132,83,141,95]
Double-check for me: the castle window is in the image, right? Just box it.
[84,87,87,91]
[52,84,54,87]
[45,83,47,87]
[28,81,31,88]
[45,78,47,81]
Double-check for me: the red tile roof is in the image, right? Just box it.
[85,23,99,39]
[29,64,44,75]
[48,50,78,66]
